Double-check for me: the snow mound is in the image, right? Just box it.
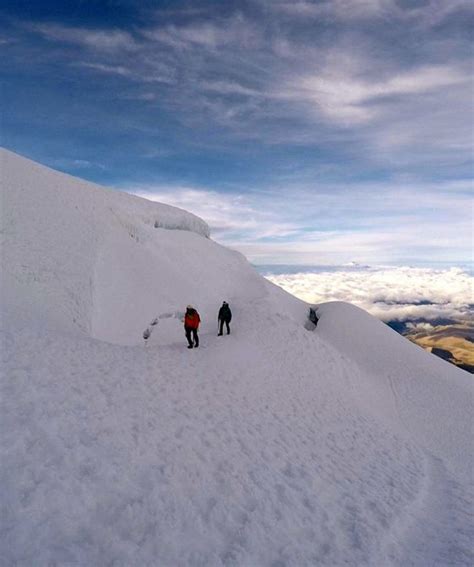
[1,150,473,566]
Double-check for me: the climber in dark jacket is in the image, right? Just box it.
[218,301,232,336]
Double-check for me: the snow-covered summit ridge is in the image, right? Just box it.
[0,148,210,236]
[1,149,473,566]
[1,147,219,339]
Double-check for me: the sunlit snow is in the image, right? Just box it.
[1,149,473,566]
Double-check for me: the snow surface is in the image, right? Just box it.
[1,149,473,566]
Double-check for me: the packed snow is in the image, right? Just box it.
[1,149,473,566]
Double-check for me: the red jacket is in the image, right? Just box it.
[184,310,200,330]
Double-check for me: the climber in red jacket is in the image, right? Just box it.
[184,305,200,349]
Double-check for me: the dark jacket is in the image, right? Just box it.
[218,304,232,322]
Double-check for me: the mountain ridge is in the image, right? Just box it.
[1,149,472,566]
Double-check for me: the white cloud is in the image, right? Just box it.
[47,157,105,170]
[202,80,261,97]
[130,187,299,239]
[264,266,473,322]
[126,178,472,266]
[34,24,137,52]
[406,322,436,332]
[27,4,473,168]
[269,0,392,21]
[75,61,175,84]
[143,15,261,50]
[18,2,473,220]
[281,57,468,126]
[267,0,473,26]
[77,62,135,78]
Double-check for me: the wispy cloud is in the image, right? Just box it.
[23,3,473,169]
[5,1,473,267]
[285,62,467,125]
[142,14,262,50]
[128,178,472,265]
[76,62,135,78]
[33,24,138,52]
[268,0,473,26]
[75,61,175,84]
[46,157,105,170]
[268,0,393,20]
[131,187,300,239]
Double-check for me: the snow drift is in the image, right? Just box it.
[1,148,473,566]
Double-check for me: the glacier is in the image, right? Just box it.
[1,148,473,566]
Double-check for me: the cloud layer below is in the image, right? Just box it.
[263,266,473,323]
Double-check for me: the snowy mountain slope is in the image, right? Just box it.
[1,149,473,566]
[317,302,473,481]
[1,148,212,341]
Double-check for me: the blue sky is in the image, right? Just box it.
[2,0,473,265]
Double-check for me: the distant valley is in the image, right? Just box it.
[389,321,474,373]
